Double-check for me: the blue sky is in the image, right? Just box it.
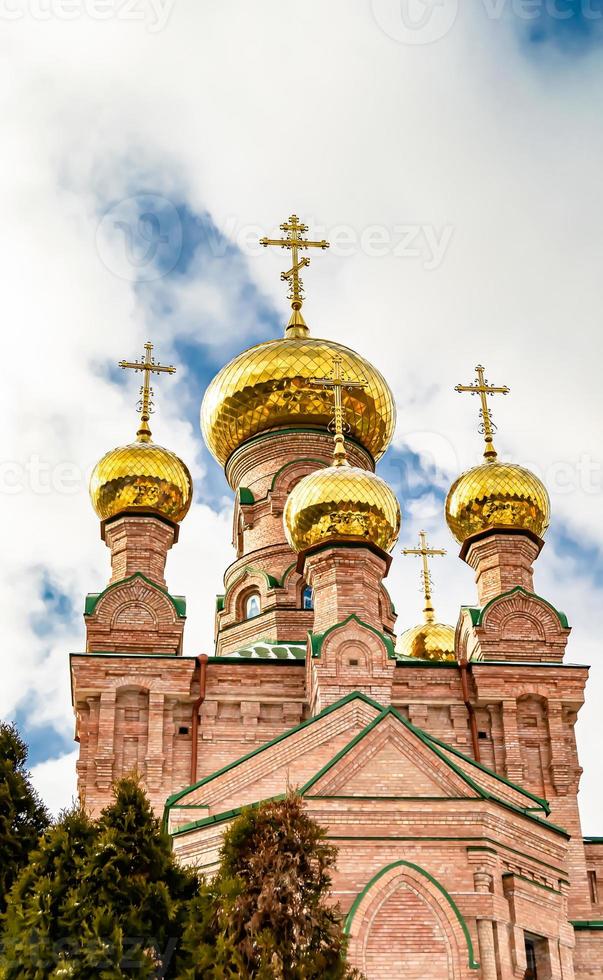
[2,0,603,824]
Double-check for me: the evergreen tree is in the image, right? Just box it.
[0,721,50,914]
[1,805,96,978]
[176,793,362,980]
[1,778,198,978]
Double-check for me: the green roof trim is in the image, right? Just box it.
[584,837,603,845]
[466,587,569,630]
[163,691,383,818]
[299,703,554,826]
[571,920,603,930]
[238,487,255,505]
[225,565,280,593]
[309,614,396,660]
[84,572,186,618]
[222,640,306,661]
[420,728,550,816]
[344,860,480,970]
[215,594,225,613]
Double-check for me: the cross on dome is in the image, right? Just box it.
[402,530,447,624]
[455,364,509,462]
[119,341,176,442]
[260,213,329,337]
[309,354,367,467]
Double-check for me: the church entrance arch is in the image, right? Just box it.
[345,860,478,980]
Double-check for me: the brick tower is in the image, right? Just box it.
[71,218,602,978]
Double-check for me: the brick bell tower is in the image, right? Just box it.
[445,365,592,928]
[72,342,196,813]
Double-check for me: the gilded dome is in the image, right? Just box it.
[201,337,396,467]
[396,622,456,662]
[283,463,401,554]
[90,440,193,523]
[446,460,550,545]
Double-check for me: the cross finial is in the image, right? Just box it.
[309,354,367,466]
[118,341,176,442]
[455,364,510,461]
[402,530,447,624]
[260,213,330,338]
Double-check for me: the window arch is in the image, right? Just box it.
[302,586,314,611]
[245,592,261,620]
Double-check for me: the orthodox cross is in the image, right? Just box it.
[455,364,509,461]
[260,213,329,336]
[309,354,367,466]
[402,530,447,623]
[119,341,176,441]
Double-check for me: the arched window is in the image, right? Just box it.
[245,593,261,619]
[302,586,314,611]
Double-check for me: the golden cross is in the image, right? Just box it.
[402,530,447,624]
[455,364,510,461]
[260,213,329,337]
[118,341,176,442]
[309,353,367,466]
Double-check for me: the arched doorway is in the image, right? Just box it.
[345,861,478,980]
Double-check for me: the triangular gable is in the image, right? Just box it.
[165,692,382,822]
[302,710,477,800]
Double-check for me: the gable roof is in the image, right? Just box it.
[166,691,567,839]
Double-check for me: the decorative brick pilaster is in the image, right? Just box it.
[501,699,524,783]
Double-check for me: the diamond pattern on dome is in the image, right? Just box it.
[201,337,396,466]
[396,622,456,662]
[445,461,550,544]
[89,442,193,523]
[283,465,400,554]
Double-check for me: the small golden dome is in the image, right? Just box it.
[396,621,456,662]
[446,460,550,544]
[89,440,193,523]
[201,337,396,467]
[283,463,401,554]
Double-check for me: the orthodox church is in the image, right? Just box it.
[72,215,602,978]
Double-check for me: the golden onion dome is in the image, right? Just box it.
[89,440,193,524]
[283,462,401,554]
[446,460,550,545]
[201,336,396,467]
[396,621,456,662]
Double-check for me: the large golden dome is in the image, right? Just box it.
[283,463,400,554]
[90,440,193,524]
[396,622,456,662]
[446,460,550,545]
[201,337,396,467]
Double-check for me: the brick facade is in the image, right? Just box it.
[71,420,602,978]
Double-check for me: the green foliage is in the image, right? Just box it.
[176,793,362,979]
[0,722,50,915]
[1,778,197,978]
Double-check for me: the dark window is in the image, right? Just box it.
[302,586,314,610]
[178,725,189,736]
[348,658,359,667]
[525,938,538,980]
[589,870,599,904]
[478,731,488,740]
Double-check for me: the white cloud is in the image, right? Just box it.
[30,750,79,818]
[1,1,602,826]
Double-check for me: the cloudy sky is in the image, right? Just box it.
[2,0,603,827]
